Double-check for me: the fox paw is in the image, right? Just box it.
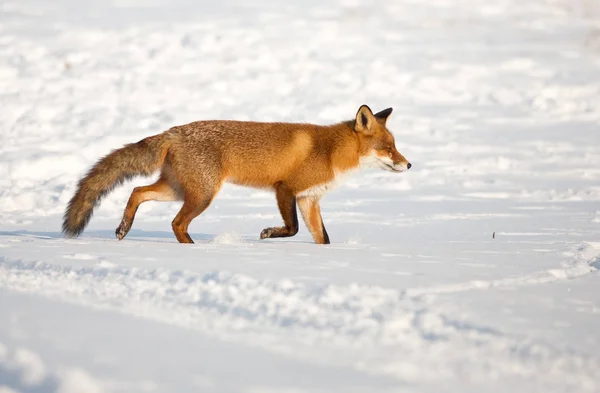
[260,227,275,239]
[115,220,131,241]
[260,226,297,239]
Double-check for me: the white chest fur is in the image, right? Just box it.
[297,169,356,199]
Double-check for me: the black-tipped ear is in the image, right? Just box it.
[374,107,393,121]
[355,105,375,134]
[360,112,369,127]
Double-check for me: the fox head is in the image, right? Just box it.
[354,105,411,173]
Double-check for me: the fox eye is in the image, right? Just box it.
[387,147,393,156]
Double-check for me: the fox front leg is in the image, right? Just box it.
[260,183,299,240]
[297,196,330,244]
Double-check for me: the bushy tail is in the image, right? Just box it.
[62,134,170,238]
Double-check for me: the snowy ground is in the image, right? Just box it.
[2,0,600,392]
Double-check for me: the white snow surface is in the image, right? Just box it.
[2,0,600,392]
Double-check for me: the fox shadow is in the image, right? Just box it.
[0,229,214,243]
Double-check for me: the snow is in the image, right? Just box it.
[0,341,103,393]
[1,0,600,391]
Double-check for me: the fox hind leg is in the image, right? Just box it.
[260,183,299,240]
[171,177,222,244]
[171,197,216,244]
[116,178,178,240]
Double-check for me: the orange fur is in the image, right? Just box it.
[62,105,411,244]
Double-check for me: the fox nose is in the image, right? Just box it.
[407,162,412,170]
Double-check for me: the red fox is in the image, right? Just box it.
[62,105,411,244]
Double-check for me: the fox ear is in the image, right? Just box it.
[355,105,375,134]
[374,107,393,124]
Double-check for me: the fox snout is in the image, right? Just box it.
[362,149,412,173]
[392,160,412,172]
[388,151,412,172]
[388,160,412,172]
